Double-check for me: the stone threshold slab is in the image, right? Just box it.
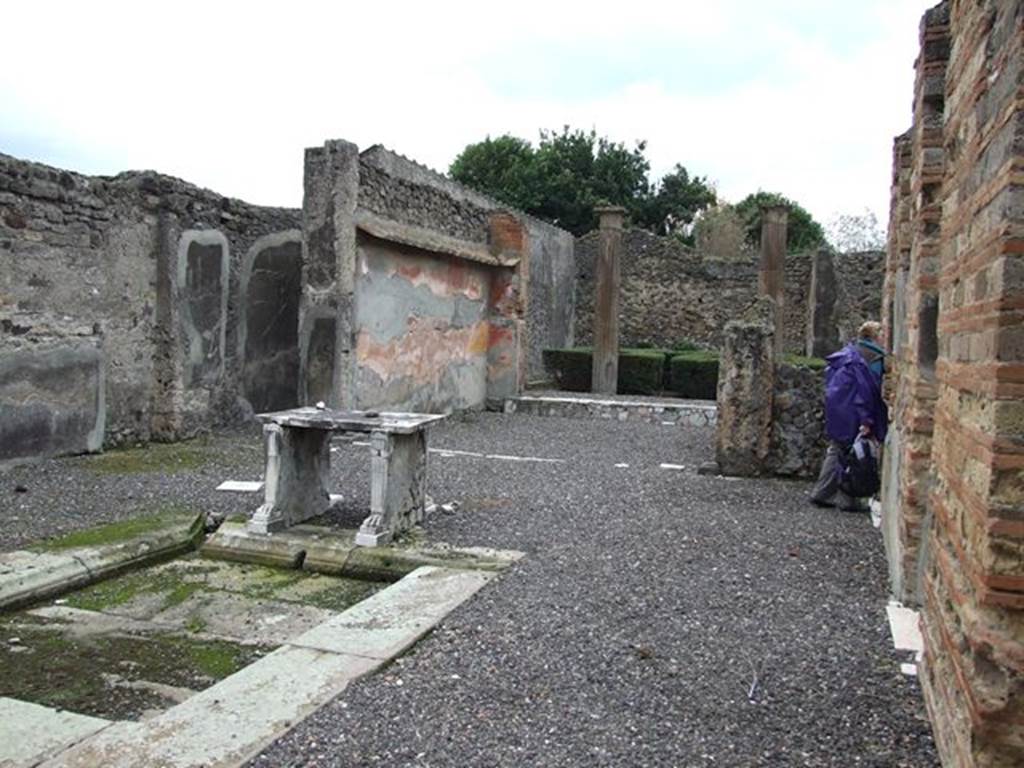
[503,395,717,427]
[39,566,495,768]
[0,515,204,610]
[201,521,523,580]
[0,697,113,768]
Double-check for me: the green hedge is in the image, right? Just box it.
[668,351,719,400]
[542,348,593,391]
[542,348,667,394]
[618,350,665,395]
[542,347,825,399]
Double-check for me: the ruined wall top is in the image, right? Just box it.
[356,144,573,241]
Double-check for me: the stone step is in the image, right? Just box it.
[503,394,717,427]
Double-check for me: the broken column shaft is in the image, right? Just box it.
[758,205,788,358]
[592,206,626,394]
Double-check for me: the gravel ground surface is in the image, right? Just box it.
[0,413,938,766]
[0,426,266,551]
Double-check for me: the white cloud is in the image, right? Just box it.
[0,0,936,228]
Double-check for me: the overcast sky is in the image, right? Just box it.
[1,1,936,229]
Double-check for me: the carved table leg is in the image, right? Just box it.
[355,429,427,546]
[249,424,332,534]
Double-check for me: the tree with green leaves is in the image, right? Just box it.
[449,128,716,237]
[447,135,541,212]
[733,191,827,253]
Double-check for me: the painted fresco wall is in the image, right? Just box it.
[353,235,495,412]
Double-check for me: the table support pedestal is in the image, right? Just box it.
[355,429,428,546]
[249,424,332,534]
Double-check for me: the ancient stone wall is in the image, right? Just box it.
[0,152,300,462]
[356,147,575,383]
[834,250,886,342]
[575,229,882,355]
[884,2,1024,765]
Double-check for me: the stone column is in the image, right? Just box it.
[758,205,788,357]
[715,300,776,476]
[591,206,626,394]
[806,248,839,357]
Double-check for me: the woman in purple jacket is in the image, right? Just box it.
[810,322,889,511]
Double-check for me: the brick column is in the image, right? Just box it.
[805,248,839,357]
[486,212,528,403]
[758,205,788,358]
[592,206,625,394]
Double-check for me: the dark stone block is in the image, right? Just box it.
[0,344,104,463]
[306,316,336,405]
[184,239,225,387]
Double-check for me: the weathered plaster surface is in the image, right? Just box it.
[0,341,105,465]
[354,237,492,412]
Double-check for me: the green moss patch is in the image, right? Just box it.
[0,616,271,720]
[82,438,212,475]
[33,508,200,552]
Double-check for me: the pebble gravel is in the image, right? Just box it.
[0,412,938,766]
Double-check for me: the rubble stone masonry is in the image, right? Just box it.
[886,2,1024,765]
[575,229,883,356]
[0,153,299,459]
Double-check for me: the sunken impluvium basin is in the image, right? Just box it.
[0,511,521,768]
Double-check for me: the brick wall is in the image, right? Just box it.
[885,2,1024,764]
[881,4,949,606]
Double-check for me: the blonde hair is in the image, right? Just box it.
[859,321,882,341]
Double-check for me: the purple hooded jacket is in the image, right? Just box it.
[824,343,889,445]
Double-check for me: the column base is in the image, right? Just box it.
[354,529,393,548]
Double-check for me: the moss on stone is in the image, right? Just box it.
[63,560,211,613]
[297,578,384,612]
[33,508,200,552]
[0,616,272,720]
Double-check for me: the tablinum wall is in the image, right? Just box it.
[1,141,577,463]
[353,235,495,412]
[296,141,575,417]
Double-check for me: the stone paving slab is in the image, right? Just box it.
[41,646,377,768]
[35,565,495,768]
[0,697,112,768]
[203,522,523,579]
[292,566,495,659]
